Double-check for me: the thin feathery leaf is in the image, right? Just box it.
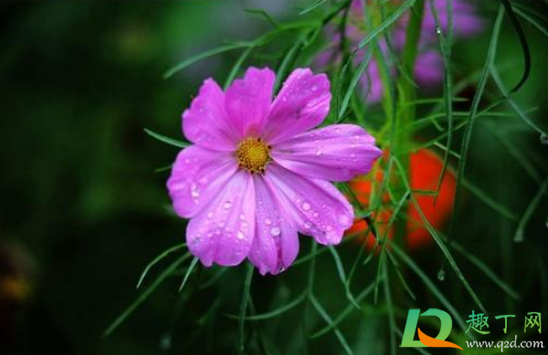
[144,128,189,148]
[310,295,354,355]
[103,253,190,337]
[178,257,200,292]
[513,178,548,242]
[164,43,250,78]
[136,243,187,289]
[238,263,254,355]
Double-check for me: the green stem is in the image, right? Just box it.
[394,0,424,239]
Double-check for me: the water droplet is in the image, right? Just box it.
[315,149,322,156]
[223,201,232,209]
[437,268,446,281]
[302,202,311,211]
[160,334,172,351]
[435,26,442,35]
[219,221,225,228]
[514,230,524,243]
[313,212,319,218]
[207,212,214,219]
[311,85,318,91]
[325,225,333,232]
[191,190,200,198]
[540,133,548,145]
[237,231,245,240]
[270,227,281,236]
[264,218,272,225]
[304,221,312,229]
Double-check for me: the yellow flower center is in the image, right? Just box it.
[237,138,271,174]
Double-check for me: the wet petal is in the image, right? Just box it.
[225,67,275,139]
[182,78,238,151]
[266,164,354,245]
[271,124,382,181]
[186,171,255,267]
[167,145,238,218]
[248,175,299,275]
[263,68,331,145]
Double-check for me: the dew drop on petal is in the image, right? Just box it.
[325,225,333,232]
[313,211,319,218]
[223,201,232,209]
[304,221,312,229]
[237,231,245,240]
[264,218,272,225]
[315,149,322,156]
[270,227,281,236]
[207,212,214,219]
[302,202,311,211]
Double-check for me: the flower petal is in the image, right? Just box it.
[265,164,354,245]
[225,67,275,139]
[167,145,238,218]
[414,51,444,87]
[186,171,255,267]
[182,78,238,151]
[263,68,331,145]
[248,175,299,275]
[271,124,382,181]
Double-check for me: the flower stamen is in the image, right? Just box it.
[237,138,271,174]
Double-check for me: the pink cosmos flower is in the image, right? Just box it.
[167,67,382,275]
[321,0,483,102]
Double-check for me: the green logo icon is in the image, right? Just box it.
[401,309,462,350]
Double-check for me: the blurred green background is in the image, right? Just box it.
[0,1,546,354]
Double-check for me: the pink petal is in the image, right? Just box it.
[263,68,331,145]
[186,171,255,267]
[167,146,238,218]
[265,164,354,245]
[225,67,275,139]
[248,175,299,275]
[182,78,238,151]
[271,124,382,181]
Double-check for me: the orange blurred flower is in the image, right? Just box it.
[347,149,456,250]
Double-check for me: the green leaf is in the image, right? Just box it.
[227,291,307,321]
[238,263,254,355]
[144,128,189,148]
[103,253,190,337]
[298,0,328,15]
[461,178,518,221]
[328,247,361,310]
[358,0,416,49]
[310,281,376,339]
[390,244,472,337]
[245,8,280,28]
[136,243,187,289]
[513,178,548,242]
[310,295,354,355]
[164,43,250,79]
[178,257,200,292]
[394,157,487,315]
